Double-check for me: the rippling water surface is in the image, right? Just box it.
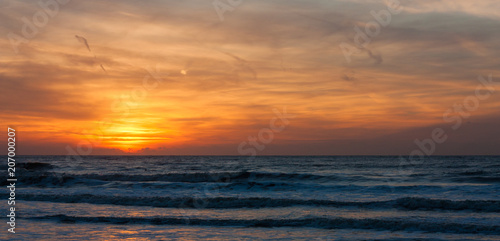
[1,155,499,240]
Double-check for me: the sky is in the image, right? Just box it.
[1,0,500,155]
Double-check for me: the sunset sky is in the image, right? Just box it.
[1,0,500,155]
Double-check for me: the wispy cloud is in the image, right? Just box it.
[1,0,500,154]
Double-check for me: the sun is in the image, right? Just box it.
[94,121,171,153]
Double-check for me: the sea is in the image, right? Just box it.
[1,155,499,240]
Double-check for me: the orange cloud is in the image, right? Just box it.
[1,0,500,155]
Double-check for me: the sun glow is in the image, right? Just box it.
[97,123,167,152]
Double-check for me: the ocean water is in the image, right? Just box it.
[1,155,499,240]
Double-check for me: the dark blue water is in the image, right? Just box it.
[2,156,499,240]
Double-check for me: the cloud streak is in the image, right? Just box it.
[1,0,500,154]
